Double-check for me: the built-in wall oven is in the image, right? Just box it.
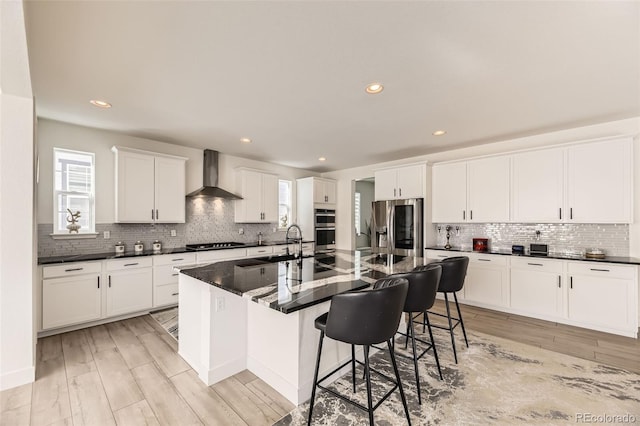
[315,209,336,252]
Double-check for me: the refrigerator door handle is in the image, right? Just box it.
[387,201,394,253]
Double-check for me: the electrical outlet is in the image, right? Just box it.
[170,229,177,237]
[103,231,110,239]
[272,227,277,233]
[238,228,244,235]
[215,297,225,312]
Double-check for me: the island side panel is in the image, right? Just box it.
[179,274,247,385]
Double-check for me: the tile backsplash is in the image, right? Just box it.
[433,223,629,257]
[38,198,286,257]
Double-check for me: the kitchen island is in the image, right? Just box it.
[177,250,426,405]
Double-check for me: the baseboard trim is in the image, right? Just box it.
[0,366,35,391]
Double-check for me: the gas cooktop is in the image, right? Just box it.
[186,242,246,251]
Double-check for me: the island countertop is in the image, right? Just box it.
[179,250,428,313]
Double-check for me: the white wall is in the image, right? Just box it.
[0,1,36,390]
[37,119,317,225]
[323,117,640,256]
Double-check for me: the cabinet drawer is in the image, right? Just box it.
[273,245,289,254]
[568,262,636,279]
[106,257,153,271]
[302,243,314,254]
[153,264,181,286]
[247,246,274,257]
[153,253,196,266]
[425,250,458,260]
[511,257,563,273]
[154,283,179,307]
[469,253,508,266]
[197,248,247,264]
[43,261,102,279]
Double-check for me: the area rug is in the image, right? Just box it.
[149,307,178,340]
[275,327,640,425]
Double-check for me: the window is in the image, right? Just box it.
[354,191,361,235]
[278,179,292,229]
[53,148,95,234]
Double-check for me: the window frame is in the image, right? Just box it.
[354,191,361,235]
[53,148,96,235]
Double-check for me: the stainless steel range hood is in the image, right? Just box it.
[186,150,242,199]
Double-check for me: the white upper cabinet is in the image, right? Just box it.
[567,137,632,223]
[235,169,279,223]
[113,146,186,223]
[313,178,337,205]
[374,164,425,201]
[432,162,467,222]
[511,148,564,222]
[467,156,510,223]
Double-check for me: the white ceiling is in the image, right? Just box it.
[24,1,640,172]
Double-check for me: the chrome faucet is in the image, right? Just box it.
[286,224,303,258]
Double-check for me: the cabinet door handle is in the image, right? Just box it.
[559,208,562,220]
[463,210,465,220]
[152,209,155,220]
[172,273,179,276]
[570,276,573,289]
[156,209,159,220]
[570,208,573,220]
[393,188,396,197]
[257,250,267,253]
[590,268,610,272]
[108,275,111,288]
[527,263,543,266]
[477,258,491,262]
[172,258,184,262]
[124,262,139,267]
[399,188,402,197]
[171,292,179,296]
[470,210,473,220]
[64,267,83,272]
[97,276,100,289]
[557,275,561,288]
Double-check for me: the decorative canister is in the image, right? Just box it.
[134,241,144,253]
[152,240,162,253]
[473,238,489,252]
[115,242,125,254]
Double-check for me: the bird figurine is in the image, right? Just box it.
[66,208,82,233]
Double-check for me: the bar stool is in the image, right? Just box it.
[416,256,469,364]
[389,264,443,405]
[307,278,411,426]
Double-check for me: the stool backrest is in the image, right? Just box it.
[422,256,468,293]
[325,277,408,345]
[391,263,442,313]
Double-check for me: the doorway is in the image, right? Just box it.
[354,178,375,250]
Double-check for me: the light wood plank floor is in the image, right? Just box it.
[2,302,639,425]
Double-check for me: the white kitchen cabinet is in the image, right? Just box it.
[567,137,632,223]
[42,262,102,330]
[467,156,510,223]
[313,178,337,205]
[153,253,196,308]
[196,248,248,265]
[374,164,425,201]
[235,169,279,223]
[510,257,564,319]
[432,162,467,222]
[567,262,637,335]
[112,146,187,223]
[511,148,564,223]
[105,258,153,317]
[463,254,509,308]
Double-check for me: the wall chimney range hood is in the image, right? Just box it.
[186,150,242,199]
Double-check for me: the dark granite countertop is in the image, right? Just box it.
[425,247,640,265]
[179,250,427,314]
[38,240,315,265]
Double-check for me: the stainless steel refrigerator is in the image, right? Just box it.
[370,198,424,256]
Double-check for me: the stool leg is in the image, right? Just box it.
[422,312,426,334]
[363,345,374,426]
[408,317,422,405]
[387,340,411,426]
[404,317,410,349]
[453,292,469,348]
[444,292,458,364]
[307,331,324,426]
[351,344,356,393]
[424,312,443,380]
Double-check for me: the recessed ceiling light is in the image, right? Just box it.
[318,157,326,162]
[365,83,384,94]
[89,99,111,108]
[240,138,252,143]
[433,130,447,136]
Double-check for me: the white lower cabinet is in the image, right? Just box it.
[567,262,637,335]
[106,258,153,317]
[510,257,564,319]
[153,253,196,307]
[463,254,509,308]
[42,262,103,330]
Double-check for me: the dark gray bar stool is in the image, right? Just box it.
[307,278,411,426]
[415,256,469,363]
[389,263,443,405]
